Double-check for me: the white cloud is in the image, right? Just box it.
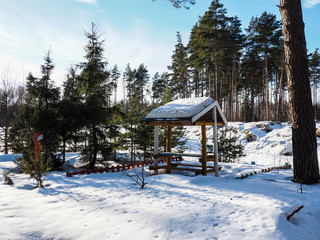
[0,12,176,90]
[304,0,320,8]
[0,22,85,86]
[74,0,97,4]
[101,18,175,77]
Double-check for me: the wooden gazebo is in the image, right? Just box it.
[141,97,227,176]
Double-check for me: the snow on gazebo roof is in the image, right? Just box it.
[142,97,227,126]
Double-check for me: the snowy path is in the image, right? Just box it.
[1,164,320,240]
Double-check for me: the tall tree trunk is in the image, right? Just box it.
[229,72,234,121]
[277,53,285,122]
[208,70,212,98]
[195,70,199,97]
[265,50,269,120]
[279,0,319,184]
[215,62,218,100]
[250,60,255,122]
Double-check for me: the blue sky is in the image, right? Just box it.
[1,0,320,87]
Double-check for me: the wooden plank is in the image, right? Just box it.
[199,155,215,162]
[147,121,223,127]
[171,167,222,173]
[194,121,223,126]
[155,152,202,158]
[171,163,215,169]
[147,121,192,126]
[149,165,170,170]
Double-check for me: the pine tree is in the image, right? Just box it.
[197,0,229,101]
[255,12,282,120]
[241,17,264,122]
[152,72,169,104]
[135,64,150,105]
[228,16,245,121]
[168,32,189,98]
[110,65,120,105]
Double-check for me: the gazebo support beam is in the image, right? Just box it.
[153,126,159,174]
[213,106,219,177]
[201,122,207,176]
[166,126,172,174]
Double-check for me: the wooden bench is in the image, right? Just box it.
[152,152,219,176]
[149,162,222,175]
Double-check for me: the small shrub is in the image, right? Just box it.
[218,129,246,163]
[3,169,14,185]
[123,166,148,189]
[16,151,50,188]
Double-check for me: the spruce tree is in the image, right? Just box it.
[10,50,61,168]
[77,23,111,169]
[58,66,83,163]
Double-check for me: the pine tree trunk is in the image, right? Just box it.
[279,0,319,184]
[208,70,212,98]
[265,50,269,120]
[277,53,285,122]
[229,73,233,121]
[250,62,255,122]
[215,63,218,100]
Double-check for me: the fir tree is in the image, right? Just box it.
[77,23,111,169]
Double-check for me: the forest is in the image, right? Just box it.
[0,0,320,171]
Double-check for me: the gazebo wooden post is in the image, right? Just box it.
[201,122,207,176]
[166,126,172,174]
[213,106,219,177]
[153,126,159,174]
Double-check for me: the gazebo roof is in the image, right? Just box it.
[141,97,227,126]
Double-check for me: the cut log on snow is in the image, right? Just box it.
[287,205,304,221]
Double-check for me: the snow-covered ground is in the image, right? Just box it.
[1,122,320,240]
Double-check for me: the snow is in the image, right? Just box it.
[145,97,214,119]
[1,122,320,240]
